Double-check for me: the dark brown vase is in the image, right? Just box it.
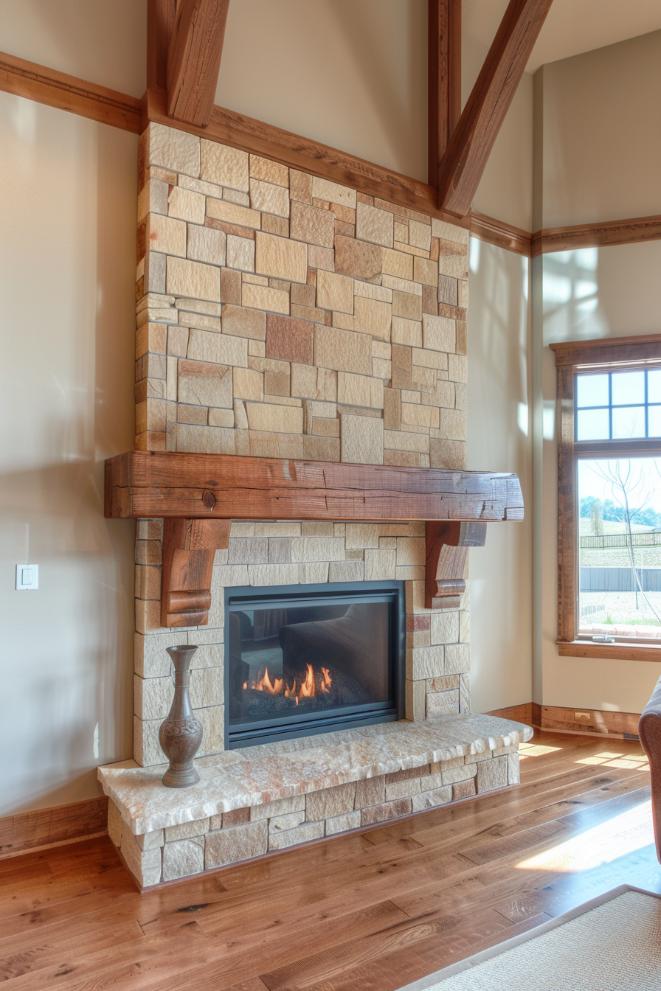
[159,645,203,788]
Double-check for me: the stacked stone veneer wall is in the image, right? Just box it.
[109,744,519,887]
[134,122,471,766]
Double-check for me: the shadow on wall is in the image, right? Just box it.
[0,95,136,814]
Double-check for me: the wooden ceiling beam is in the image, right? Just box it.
[166,0,230,127]
[437,0,552,217]
[428,0,461,188]
[147,0,178,91]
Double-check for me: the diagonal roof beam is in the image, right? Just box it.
[166,0,230,127]
[428,0,462,188]
[437,0,552,216]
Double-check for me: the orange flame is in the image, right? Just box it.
[245,662,333,702]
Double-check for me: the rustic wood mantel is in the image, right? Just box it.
[105,451,523,625]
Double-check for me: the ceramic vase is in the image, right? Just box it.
[159,645,203,788]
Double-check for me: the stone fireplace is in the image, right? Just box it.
[98,121,531,888]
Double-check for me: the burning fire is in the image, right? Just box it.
[242,663,333,704]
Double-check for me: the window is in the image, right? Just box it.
[551,336,661,659]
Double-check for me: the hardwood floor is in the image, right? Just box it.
[1,732,657,990]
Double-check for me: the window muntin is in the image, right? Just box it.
[575,366,661,442]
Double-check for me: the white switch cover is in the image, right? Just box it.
[16,564,39,590]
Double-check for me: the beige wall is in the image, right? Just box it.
[540,30,661,227]
[0,91,137,813]
[0,0,146,96]
[467,240,533,712]
[537,242,661,712]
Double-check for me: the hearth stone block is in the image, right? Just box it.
[205,820,268,868]
[268,820,324,851]
[250,795,306,821]
[427,689,461,717]
[165,819,209,842]
[385,776,422,801]
[306,783,356,821]
[163,838,204,881]
[136,829,165,850]
[121,831,162,888]
[220,808,250,828]
[508,751,520,784]
[440,761,477,785]
[453,779,477,801]
[412,786,452,812]
[355,775,386,809]
[361,798,412,826]
[269,811,306,833]
[477,755,509,793]
[326,810,361,835]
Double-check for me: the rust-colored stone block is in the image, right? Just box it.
[266,314,314,364]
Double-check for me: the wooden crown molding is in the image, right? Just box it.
[106,451,524,624]
[532,214,661,255]
[0,50,142,132]
[470,212,531,256]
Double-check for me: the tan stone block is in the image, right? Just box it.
[311,176,356,208]
[422,314,455,352]
[164,819,210,842]
[384,429,429,454]
[168,186,205,224]
[338,372,383,409]
[250,178,290,218]
[178,359,232,408]
[254,231,307,283]
[242,283,290,314]
[391,317,422,348]
[412,786,452,812]
[405,679,427,721]
[393,290,422,321]
[187,329,248,366]
[383,388,401,430]
[205,820,267,868]
[315,325,371,375]
[382,247,413,280]
[220,267,242,304]
[306,783,356,821]
[438,409,465,441]
[438,238,468,279]
[409,220,432,251]
[269,810,306,833]
[316,269,354,314]
[445,642,470,674]
[149,122,200,176]
[414,256,438,286]
[167,257,220,302]
[206,198,260,229]
[427,690,460,717]
[364,548,397,580]
[407,645,445,679]
[233,366,263,401]
[429,437,464,469]
[355,776,386,808]
[354,296,391,340]
[226,234,255,272]
[290,200,335,247]
[431,611,459,644]
[448,353,467,383]
[221,305,265,340]
[325,811,361,835]
[290,170,312,203]
[250,155,289,187]
[251,795,305,821]
[246,402,303,434]
[356,202,393,247]
[291,363,337,401]
[290,536,345,562]
[187,224,226,265]
[268,820,324,851]
[162,838,204,881]
[334,234,382,279]
[266,313,314,364]
[477,756,508,793]
[361,798,412,826]
[341,413,383,464]
[222,807,251,827]
[175,422,236,454]
[201,140,249,191]
[148,213,186,258]
[121,831,162,886]
[401,403,438,429]
[308,244,334,271]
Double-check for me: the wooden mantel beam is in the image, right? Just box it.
[437,0,552,216]
[428,0,461,188]
[150,0,230,127]
[106,451,523,624]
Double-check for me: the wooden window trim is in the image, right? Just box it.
[551,335,661,659]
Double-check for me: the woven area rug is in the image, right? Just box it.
[400,886,661,991]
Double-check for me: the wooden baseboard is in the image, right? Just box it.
[490,701,640,740]
[0,796,108,859]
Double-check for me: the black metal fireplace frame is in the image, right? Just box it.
[224,580,406,749]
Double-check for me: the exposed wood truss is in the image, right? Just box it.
[106,451,523,625]
[428,0,461,186]
[436,0,553,216]
[167,0,230,126]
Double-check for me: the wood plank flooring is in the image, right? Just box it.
[1,732,658,990]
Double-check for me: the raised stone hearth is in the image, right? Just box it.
[99,715,532,887]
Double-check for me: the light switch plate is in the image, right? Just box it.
[16,564,39,590]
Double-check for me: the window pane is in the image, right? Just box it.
[577,408,609,441]
[578,457,661,642]
[649,369,661,403]
[611,405,646,439]
[649,406,661,438]
[611,370,645,406]
[576,373,609,408]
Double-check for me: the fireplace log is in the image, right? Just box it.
[105,451,523,625]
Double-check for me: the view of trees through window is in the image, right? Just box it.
[578,457,661,642]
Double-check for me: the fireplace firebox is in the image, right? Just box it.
[225,581,405,748]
